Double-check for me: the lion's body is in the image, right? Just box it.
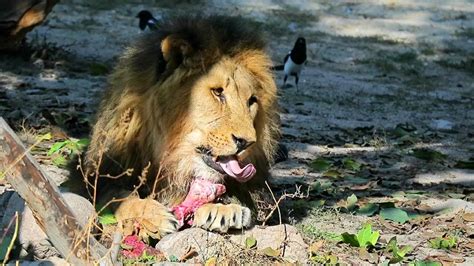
[84,16,279,236]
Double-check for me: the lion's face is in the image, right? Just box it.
[180,57,261,182]
[89,18,279,190]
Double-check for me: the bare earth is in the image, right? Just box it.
[1,0,473,264]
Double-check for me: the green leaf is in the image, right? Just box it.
[343,158,362,172]
[322,169,341,178]
[357,203,379,216]
[429,236,457,249]
[310,158,332,172]
[356,223,379,247]
[380,208,411,224]
[346,194,358,211]
[168,255,179,262]
[51,154,68,167]
[412,148,447,161]
[261,247,279,257]
[245,236,257,249]
[341,232,360,247]
[47,141,67,156]
[386,237,413,263]
[98,213,117,225]
[454,160,474,169]
[341,223,379,248]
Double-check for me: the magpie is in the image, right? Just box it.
[274,37,307,89]
[136,10,158,31]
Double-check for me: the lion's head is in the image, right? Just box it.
[86,16,280,201]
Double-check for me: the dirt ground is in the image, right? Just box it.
[1,0,473,265]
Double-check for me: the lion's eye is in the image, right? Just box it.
[248,95,258,107]
[211,87,225,102]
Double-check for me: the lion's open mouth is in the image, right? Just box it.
[196,146,256,182]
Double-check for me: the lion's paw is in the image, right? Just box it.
[193,203,251,233]
[115,197,178,239]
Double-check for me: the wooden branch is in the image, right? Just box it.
[0,117,110,265]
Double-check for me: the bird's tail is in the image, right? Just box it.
[270,65,284,71]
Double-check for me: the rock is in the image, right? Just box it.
[229,224,308,263]
[1,192,95,260]
[156,225,308,263]
[155,227,223,260]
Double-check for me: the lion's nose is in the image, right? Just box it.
[232,134,255,153]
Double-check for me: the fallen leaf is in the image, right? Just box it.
[245,236,257,249]
[322,169,342,178]
[205,257,217,266]
[346,194,358,211]
[357,203,379,216]
[352,180,378,191]
[343,158,362,172]
[309,158,332,172]
[412,148,447,161]
[462,212,474,222]
[380,208,411,224]
[358,248,378,263]
[261,247,280,257]
[308,240,324,255]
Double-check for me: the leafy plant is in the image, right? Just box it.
[341,223,380,248]
[428,235,457,250]
[47,138,89,167]
[386,237,413,263]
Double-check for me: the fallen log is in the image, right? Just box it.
[0,117,111,265]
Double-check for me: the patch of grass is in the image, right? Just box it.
[299,224,342,242]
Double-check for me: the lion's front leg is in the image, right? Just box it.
[115,197,178,239]
[193,203,251,232]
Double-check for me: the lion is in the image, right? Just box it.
[83,16,280,238]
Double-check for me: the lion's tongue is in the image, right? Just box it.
[218,157,256,182]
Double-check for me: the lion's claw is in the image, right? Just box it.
[193,203,251,232]
[115,197,178,239]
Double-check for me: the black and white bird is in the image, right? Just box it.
[136,10,158,31]
[281,37,307,89]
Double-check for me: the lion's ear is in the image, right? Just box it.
[160,34,193,66]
